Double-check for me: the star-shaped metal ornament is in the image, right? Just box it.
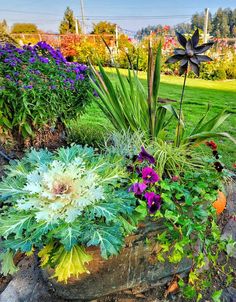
[166,29,214,76]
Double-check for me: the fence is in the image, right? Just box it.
[10,33,116,49]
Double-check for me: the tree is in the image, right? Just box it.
[226,8,236,37]
[135,25,168,40]
[11,23,38,34]
[212,8,230,37]
[91,21,116,34]
[59,7,81,34]
[191,11,212,32]
[0,19,8,34]
[174,23,191,34]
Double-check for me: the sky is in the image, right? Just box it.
[0,0,235,34]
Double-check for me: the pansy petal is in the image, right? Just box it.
[179,63,188,75]
[176,31,187,48]
[190,56,199,65]
[196,55,213,62]
[194,42,214,54]
[191,29,199,47]
[174,48,185,55]
[189,61,199,76]
[165,54,184,64]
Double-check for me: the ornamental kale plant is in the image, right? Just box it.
[0,145,139,282]
[0,42,92,140]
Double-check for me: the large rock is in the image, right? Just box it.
[42,221,192,301]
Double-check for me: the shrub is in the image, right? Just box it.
[0,42,92,145]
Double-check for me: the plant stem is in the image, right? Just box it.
[176,71,187,147]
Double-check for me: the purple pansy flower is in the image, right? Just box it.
[144,192,161,214]
[128,183,147,196]
[142,167,160,184]
[137,146,155,164]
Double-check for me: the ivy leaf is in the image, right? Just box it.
[189,271,199,285]
[85,224,124,259]
[0,251,18,276]
[211,290,223,302]
[0,213,33,239]
[51,245,93,283]
[119,216,136,234]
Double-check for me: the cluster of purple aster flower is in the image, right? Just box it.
[128,147,162,214]
[0,41,88,92]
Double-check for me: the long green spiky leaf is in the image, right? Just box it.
[152,43,162,103]
[190,103,211,135]
[196,110,231,133]
[184,131,236,145]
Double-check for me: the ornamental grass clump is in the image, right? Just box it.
[0,145,140,282]
[0,42,92,142]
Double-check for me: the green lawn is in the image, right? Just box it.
[71,69,236,167]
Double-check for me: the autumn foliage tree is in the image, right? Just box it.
[92,21,116,34]
[0,20,8,34]
[11,23,38,34]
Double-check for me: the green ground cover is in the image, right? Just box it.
[69,69,236,167]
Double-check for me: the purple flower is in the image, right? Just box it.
[39,57,49,64]
[142,167,159,184]
[128,183,147,196]
[137,147,155,164]
[79,65,87,72]
[23,85,33,89]
[93,90,99,97]
[29,57,36,64]
[144,192,161,214]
